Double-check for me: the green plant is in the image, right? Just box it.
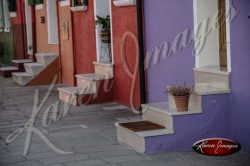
[95,15,110,33]
[167,83,194,96]
[73,0,88,6]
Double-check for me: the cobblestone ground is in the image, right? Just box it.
[0,77,250,166]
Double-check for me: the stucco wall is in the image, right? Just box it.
[144,0,195,103]
[35,0,59,54]
[11,0,27,60]
[58,4,74,86]
[230,0,250,151]
[111,1,140,109]
[72,0,96,75]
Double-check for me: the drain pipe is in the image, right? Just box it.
[136,0,146,114]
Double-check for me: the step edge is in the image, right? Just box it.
[115,121,174,138]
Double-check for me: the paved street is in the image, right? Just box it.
[0,77,250,166]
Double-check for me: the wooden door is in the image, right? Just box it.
[218,0,227,67]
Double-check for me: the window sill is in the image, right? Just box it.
[59,0,70,7]
[70,5,87,12]
[35,4,43,10]
[10,12,17,18]
[113,0,136,7]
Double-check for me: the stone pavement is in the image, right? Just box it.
[0,77,250,166]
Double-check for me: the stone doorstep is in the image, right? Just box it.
[93,61,114,78]
[195,83,231,95]
[75,73,112,81]
[12,59,33,64]
[12,72,33,86]
[24,63,45,76]
[142,102,202,117]
[116,120,174,153]
[58,87,96,106]
[194,67,230,75]
[35,53,58,65]
[0,66,19,77]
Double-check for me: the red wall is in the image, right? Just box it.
[72,0,96,75]
[11,0,27,60]
[111,2,140,109]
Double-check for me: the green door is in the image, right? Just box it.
[0,0,14,66]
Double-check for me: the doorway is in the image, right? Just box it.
[93,0,113,64]
[193,0,231,71]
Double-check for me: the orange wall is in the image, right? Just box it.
[72,0,96,74]
[35,0,59,54]
[111,2,140,109]
[58,4,74,86]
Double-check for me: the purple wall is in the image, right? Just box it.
[144,0,195,103]
[230,0,250,152]
[145,94,231,153]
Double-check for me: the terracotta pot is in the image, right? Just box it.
[100,32,110,43]
[173,95,189,112]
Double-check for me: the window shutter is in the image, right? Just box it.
[7,0,16,12]
[28,0,35,6]
[35,0,43,5]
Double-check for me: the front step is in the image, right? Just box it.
[116,94,202,153]
[93,62,114,78]
[12,72,33,86]
[12,59,33,71]
[35,53,58,66]
[116,120,174,153]
[194,67,230,95]
[59,73,114,106]
[58,87,96,106]
[24,63,44,76]
[0,66,19,77]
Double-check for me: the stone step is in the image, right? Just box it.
[24,63,45,76]
[58,87,95,106]
[194,67,230,93]
[35,53,58,66]
[195,83,230,95]
[75,74,100,92]
[115,120,174,153]
[0,66,19,77]
[12,72,33,86]
[93,61,114,78]
[12,59,33,71]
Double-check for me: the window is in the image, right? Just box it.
[28,0,43,6]
[46,0,58,44]
[7,0,16,12]
[72,0,88,7]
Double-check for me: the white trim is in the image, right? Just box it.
[225,0,231,72]
[46,0,59,44]
[109,0,114,64]
[94,0,114,64]
[10,12,17,18]
[113,0,136,7]
[193,0,199,68]
[35,4,43,10]
[0,0,4,32]
[193,0,231,71]
[3,0,10,32]
[24,0,33,55]
[59,0,70,6]
[70,5,87,12]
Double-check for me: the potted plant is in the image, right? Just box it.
[95,15,111,43]
[167,83,194,112]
